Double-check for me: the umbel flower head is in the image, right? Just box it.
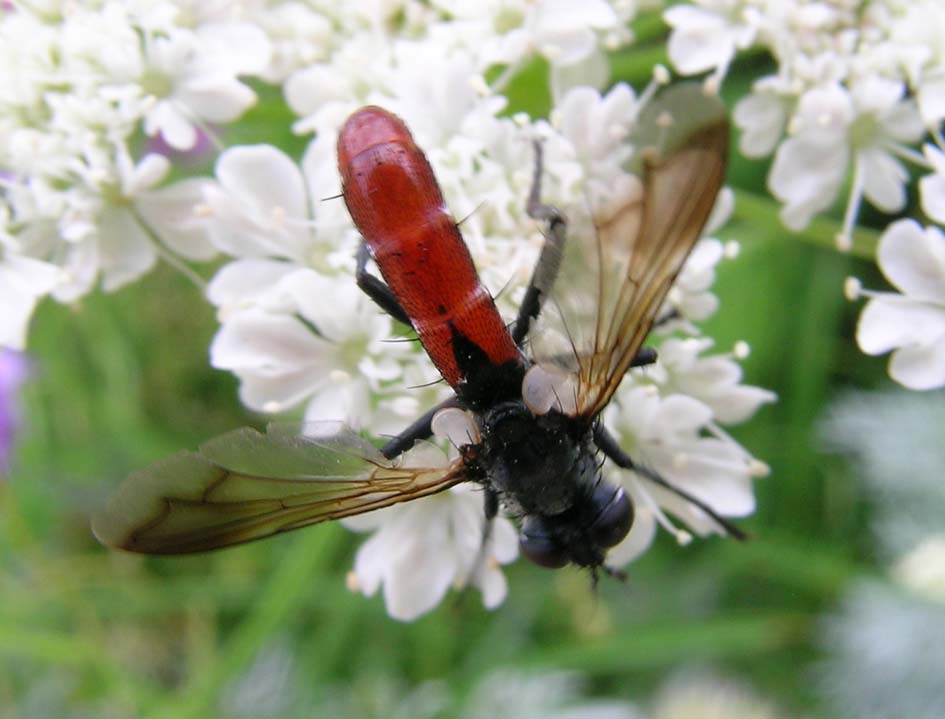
[7,1,778,622]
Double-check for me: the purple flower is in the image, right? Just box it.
[145,126,217,165]
[0,349,30,474]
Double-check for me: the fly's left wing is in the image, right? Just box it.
[526,83,729,421]
[92,425,467,555]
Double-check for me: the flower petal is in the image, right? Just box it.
[97,207,157,292]
[856,297,945,355]
[0,255,60,349]
[919,172,945,226]
[734,90,787,158]
[889,334,945,390]
[216,145,308,221]
[206,259,298,312]
[877,220,945,304]
[860,148,908,213]
[769,136,848,230]
[210,310,329,371]
[137,178,217,261]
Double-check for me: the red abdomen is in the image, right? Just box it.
[337,107,521,394]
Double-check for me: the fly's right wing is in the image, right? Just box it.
[526,83,729,422]
[92,424,467,555]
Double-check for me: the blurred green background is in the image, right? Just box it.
[0,25,908,719]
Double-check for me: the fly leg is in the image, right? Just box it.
[511,145,659,370]
[356,240,413,327]
[593,424,747,540]
[512,141,567,347]
[630,347,657,368]
[379,396,461,460]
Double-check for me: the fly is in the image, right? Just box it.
[93,83,742,577]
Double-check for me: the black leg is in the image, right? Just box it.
[511,141,568,347]
[630,347,658,368]
[593,424,747,540]
[380,396,460,459]
[356,241,413,327]
[483,486,499,521]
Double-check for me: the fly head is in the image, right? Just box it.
[518,478,633,569]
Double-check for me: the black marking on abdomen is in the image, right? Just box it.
[447,322,524,410]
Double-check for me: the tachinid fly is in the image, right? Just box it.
[93,83,742,579]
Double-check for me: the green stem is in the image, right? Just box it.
[732,188,881,260]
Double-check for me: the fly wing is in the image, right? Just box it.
[528,83,729,420]
[92,424,467,555]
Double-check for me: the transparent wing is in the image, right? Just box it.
[92,424,467,555]
[529,83,729,420]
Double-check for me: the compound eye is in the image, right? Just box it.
[589,485,633,549]
[519,518,568,569]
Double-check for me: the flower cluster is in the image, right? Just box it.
[665,1,945,391]
[0,1,277,347]
[667,0,938,246]
[3,1,775,620]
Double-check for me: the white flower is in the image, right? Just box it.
[552,82,638,211]
[663,238,724,328]
[665,1,755,88]
[853,219,945,391]
[732,81,789,158]
[888,0,945,125]
[0,253,61,349]
[605,384,763,561]
[527,0,625,99]
[246,2,334,83]
[141,23,271,150]
[209,269,406,426]
[343,441,518,622]
[198,137,356,278]
[648,337,776,425]
[769,80,923,237]
[199,144,318,263]
[667,0,943,240]
[7,147,211,307]
[527,0,620,67]
[0,4,277,348]
[919,143,945,226]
